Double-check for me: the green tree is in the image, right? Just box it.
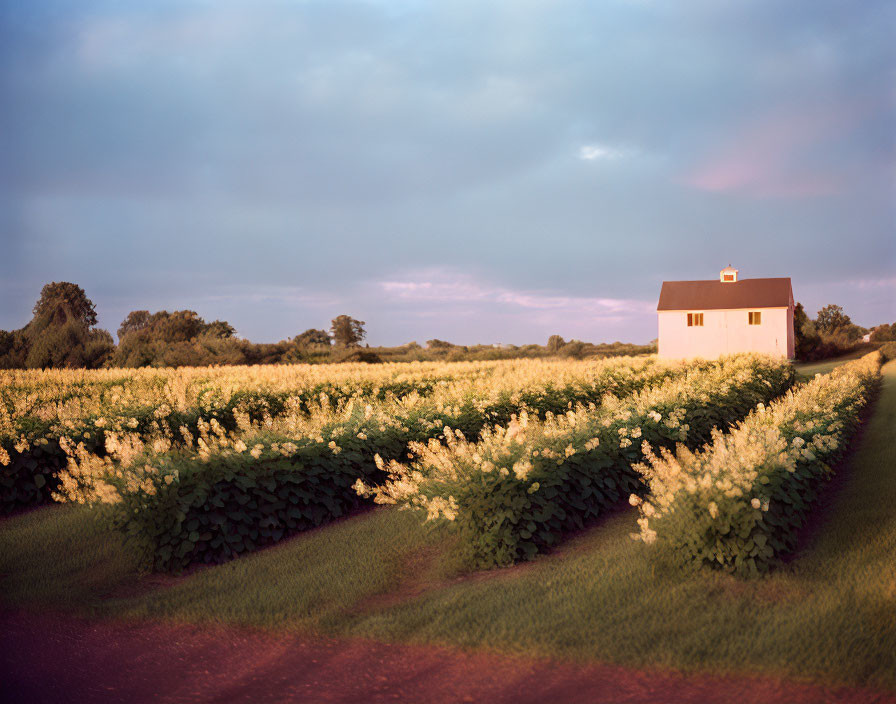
[9,282,112,369]
[547,334,566,352]
[870,323,896,342]
[32,281,98,328]
[117,310,151,339]
[112,310,240,367]
[201,320,237,339]
[793,303,820,360]
[151,310,205,342]
[23,318,113,369]
[815,304,852,335]
[330,315,366,347]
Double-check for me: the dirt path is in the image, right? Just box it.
[2,609,893,704]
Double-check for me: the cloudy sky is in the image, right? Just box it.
[2,0,893,345]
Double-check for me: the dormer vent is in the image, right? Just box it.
[720,265,738,283]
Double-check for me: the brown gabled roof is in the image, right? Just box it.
[657,278,793,311]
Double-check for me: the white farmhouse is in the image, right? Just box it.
[657,266,795,359]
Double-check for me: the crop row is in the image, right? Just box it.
[1,358,546,443]
[632,351,882,575]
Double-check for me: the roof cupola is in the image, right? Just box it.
[720,265,738,283]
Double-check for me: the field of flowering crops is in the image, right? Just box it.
[0,351,882,575]
[0,357,670,508]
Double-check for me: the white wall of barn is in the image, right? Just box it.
[657,307,794,359]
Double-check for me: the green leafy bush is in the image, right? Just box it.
[0,440,68,512]
[107,447,380,571]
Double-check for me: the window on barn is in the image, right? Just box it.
[722,273,735,282]
[687,313,704,327]
[748,311,762,325]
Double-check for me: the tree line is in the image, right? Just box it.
[1,282,648,369]
[0,283,372,369]
[0,281,888,369]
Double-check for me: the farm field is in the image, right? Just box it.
[1,352,894,697]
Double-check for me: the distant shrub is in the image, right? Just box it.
[426,339,455,350]
[336,349,383,364]
[293,329,331,347]
[560,340,588,359]
[547,335,566,352]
